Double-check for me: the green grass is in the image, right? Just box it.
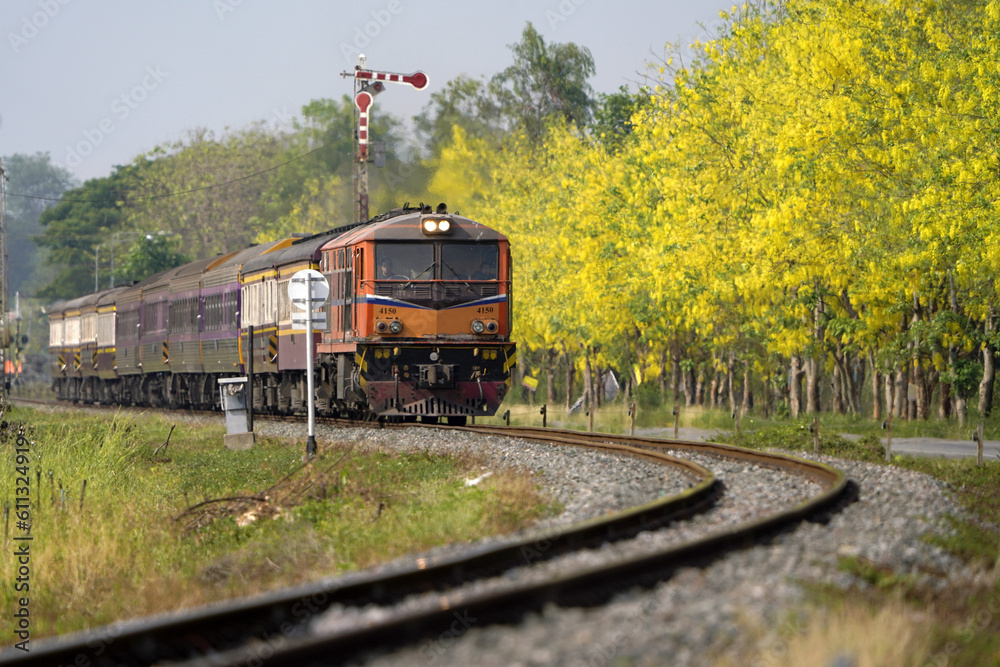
[0,406,550,638]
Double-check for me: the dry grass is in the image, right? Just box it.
[0,408,552,639]
[732,598,935,667]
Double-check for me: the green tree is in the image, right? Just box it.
[490,22,597,139]
[115,232,190,285]
[34,167,135,301]
[122,126,283,257]
[2,152,76,295]
[413,75,504,158]
[591,86,653,152]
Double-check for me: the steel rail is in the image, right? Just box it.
[177,427,849,666]
[0,430,718,667]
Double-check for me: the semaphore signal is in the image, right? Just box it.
[341,56,428,222]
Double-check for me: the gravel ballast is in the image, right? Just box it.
[252,420,967,666]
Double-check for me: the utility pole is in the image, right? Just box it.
[0,159,9,395]
[340,56,427,222]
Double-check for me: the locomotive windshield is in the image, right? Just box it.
[442,243,498,281]
[375,243,500,281]
[375,244,434,280]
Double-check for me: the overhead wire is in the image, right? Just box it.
[5,140,333,205]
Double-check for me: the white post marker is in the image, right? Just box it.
[289,269,330,459]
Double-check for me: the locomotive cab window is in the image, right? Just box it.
[376,244,434,280]
[442,243,498,281]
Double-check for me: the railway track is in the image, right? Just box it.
[2,401,850,666]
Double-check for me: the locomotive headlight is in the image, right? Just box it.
[388,320,403,334]
[471,320,485,334]
[421,218,453,234]
[486,321,498,333]
[376,321,388,333]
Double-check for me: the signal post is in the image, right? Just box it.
[341,56,427,222]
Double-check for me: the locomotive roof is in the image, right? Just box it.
[334,209,507,246]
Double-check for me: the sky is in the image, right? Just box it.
[1,0,735,184]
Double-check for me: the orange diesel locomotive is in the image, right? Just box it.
[239,204,516,423]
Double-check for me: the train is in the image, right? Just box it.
[47,204,516,425]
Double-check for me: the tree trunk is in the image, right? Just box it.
[913,361,929,420]
[893,366,910,419]
[979,309,996,418]
[562,342,575,411]
[741,361,752,415]
[805,296,826,414]
[683,364,696,407]
[884,365,894,419]
[709,367,721,408]
[949,335,967,426]
[727,353,737,414]
[670,341,681,404]
[805,355,821,414]
[850,354,864,414]
[623,331,633,401]
[789,355,804,418]
[939,346,952,419]
[545,347,557,406]
[695,364,705,406]
[831,353,846,415]
[663,348,672,403]
[868,352,881,421]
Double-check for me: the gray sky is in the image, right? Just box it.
[1,0,733,183]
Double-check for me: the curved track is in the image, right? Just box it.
[1,405,849,667]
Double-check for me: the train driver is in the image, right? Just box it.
[472,255,497,280]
